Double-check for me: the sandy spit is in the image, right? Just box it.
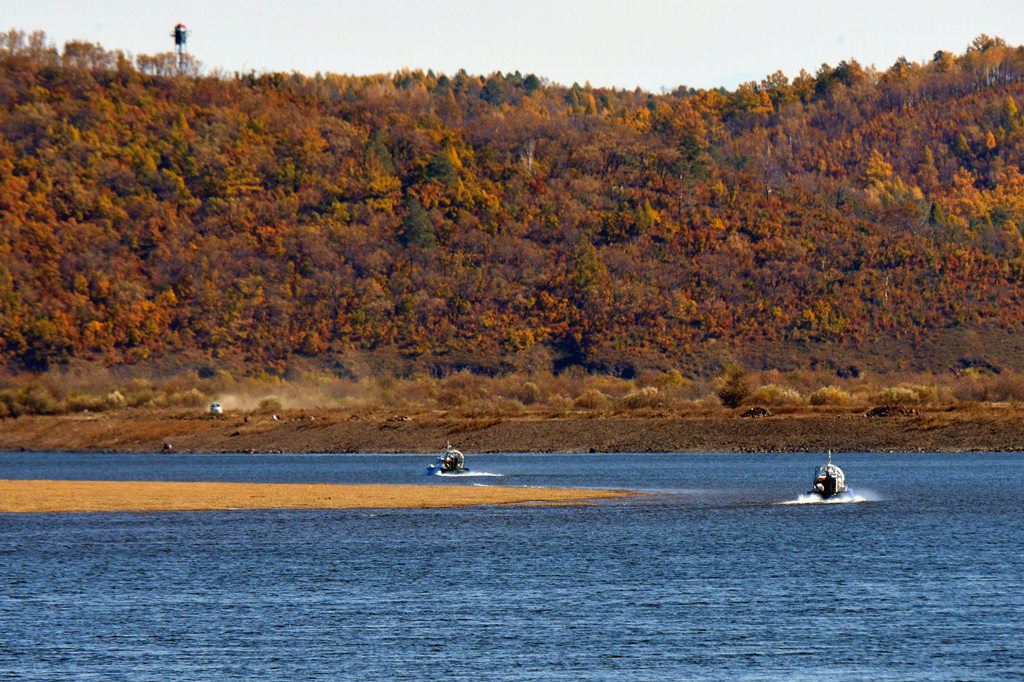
[0,479,634,513]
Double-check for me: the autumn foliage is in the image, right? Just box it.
[5,31,1024,380]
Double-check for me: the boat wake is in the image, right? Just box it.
[778,490,872,505]
[424,470,504,477]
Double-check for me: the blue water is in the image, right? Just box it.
[1,451,1022,680]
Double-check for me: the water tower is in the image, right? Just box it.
[171,23,189,74]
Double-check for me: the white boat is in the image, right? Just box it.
[427,441,467,474]
[809,450,849,499]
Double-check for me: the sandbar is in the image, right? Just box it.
[0,479,634,513]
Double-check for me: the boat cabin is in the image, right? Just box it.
[812,463,846,497]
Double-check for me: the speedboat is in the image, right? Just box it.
[809,450,849,499]
[427,441,467,474]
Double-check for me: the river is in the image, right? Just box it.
[1,451,1021,679]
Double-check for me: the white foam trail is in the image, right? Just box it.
[424,469,504,477]
[847,488,882,502]
[779,491,870,505]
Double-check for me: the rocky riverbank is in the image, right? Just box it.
[3,405,1024,454]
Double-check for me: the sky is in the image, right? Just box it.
[6,1,1024,92]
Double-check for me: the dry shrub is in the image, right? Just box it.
[872,384,950,406]
[873,386,920,405]
[574,388,609,410]
[952,372,1024,402]
[549,365,588,394]
[669,397,719,413]
[581,374,633,400]
[41,362,116,396]
[906,384,946,404]
[511,375,572,407]
[167,388,208,407]
[455,395,524,418]
[205,369,236,392]
[20,384,60,414]
[0,389,24,417]
[105,390,127,409]
[749,384,803,407]
[619,386,662,409]
[519,381,541,405]
[123,386,159,407]
[376,375,435,411]
[987,375,1024,402]
[634,369,661,387]
[808,385,852,406]
[159,370,207,395]
[484,373,525,401]
[249,370,283,385]
[440,370,488,394]
[436,371,490,407]
[649,370,700,401]
[435,385,468,407]
[636,368,688,390]
[257,397,283,413]
[0,384,76,415]
[717,365,749,408]
[330,382,378,412]
[543,394,575,414]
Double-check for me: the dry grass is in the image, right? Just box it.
[5,364,1024,419]
[749,384,804,407]
[808,386,853,406]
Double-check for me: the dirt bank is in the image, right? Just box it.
[3,405,1024,454]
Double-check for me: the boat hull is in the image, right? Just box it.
[809,487,850,500]
[426,462,468,475]
[426,466,468,475]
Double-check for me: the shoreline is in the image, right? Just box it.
[3,406,1024,454]
[0,479,635,513]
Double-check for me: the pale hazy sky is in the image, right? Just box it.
[6,1,1024,91]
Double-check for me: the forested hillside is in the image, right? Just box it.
[5,31,1024,380]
